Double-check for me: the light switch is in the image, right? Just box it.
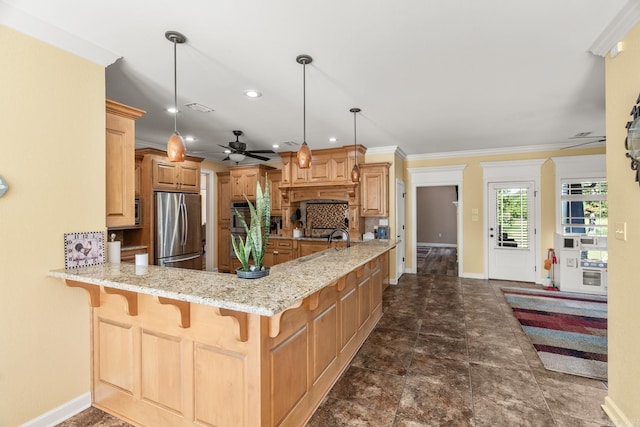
[615,222,627,241]
[379,219,389,226]
[472,215,479,222]
[472,208,479,215]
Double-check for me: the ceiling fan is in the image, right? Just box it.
[561,133,606,150]
[218,130,276,162]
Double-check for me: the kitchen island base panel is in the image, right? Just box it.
[78,254,386,427]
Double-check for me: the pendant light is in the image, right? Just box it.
[296,54,313,169]
[350,107,361,182]
[166,31,187,162]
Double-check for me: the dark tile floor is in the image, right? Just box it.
[59,250,612,426]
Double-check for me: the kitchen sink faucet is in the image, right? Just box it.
[327,227,350,248]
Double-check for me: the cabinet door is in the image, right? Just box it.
[331,157,349,182]
[152,159,179,190]
[243,171,258,199]
[217,173,231,222]
[308,156,331,182]
[361,164,389,217]
[179,163,200,192]
[275,249,293,264]
[218,225,231,272]
[106,113,135,227]
[268,171,282,215]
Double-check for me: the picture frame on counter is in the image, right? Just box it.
[64,231,104,269]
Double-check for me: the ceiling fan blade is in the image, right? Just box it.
[244,152,270,161]
[246,149,276,154]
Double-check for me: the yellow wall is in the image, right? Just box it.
[404,146,605,277]
[0,26,104,425]
[602,23,640,425]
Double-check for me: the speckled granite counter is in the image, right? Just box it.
[50,237,394,426]
[49,238,395,316]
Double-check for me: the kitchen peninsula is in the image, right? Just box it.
[49,239,395,427]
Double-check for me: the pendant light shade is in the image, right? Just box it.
[296,54,313,169]
[166,31,187,162]
[350,107,361,183]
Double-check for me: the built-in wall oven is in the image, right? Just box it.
[230,202,251,258]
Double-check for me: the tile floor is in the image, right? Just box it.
[58,272,612,426]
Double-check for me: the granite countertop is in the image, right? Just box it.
[269,234,364,243]
[49,239,396,316]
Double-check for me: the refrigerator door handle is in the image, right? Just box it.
[159,253,201,267]
[182,194,189,247]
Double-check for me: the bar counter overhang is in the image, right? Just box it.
[49,239,396,427]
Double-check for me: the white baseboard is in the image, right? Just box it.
[602,396,632,426]
[461,272,485,280]
[21,392,91,427]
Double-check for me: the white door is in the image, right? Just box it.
[488,182,536,282]
[396,179,406,282]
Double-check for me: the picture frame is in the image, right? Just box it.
[378,226,389,240]
[64,231,105,269]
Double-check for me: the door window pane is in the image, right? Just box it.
[495,187,528,249]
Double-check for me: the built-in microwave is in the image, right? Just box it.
[134,198,141,226]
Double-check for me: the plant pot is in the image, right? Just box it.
[236,266,270,279]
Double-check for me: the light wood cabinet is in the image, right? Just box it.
[264,238,293,266]
[230,165,275,200]
[105,99,145,228]
[152,158,200,193]
[120,246,148,263]
[268,171,282,215]
[360,163,390,217]
[279,146,365,187]
[216,172,231,272]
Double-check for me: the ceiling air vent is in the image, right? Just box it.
[185,102,214,113]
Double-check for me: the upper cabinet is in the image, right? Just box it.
[268,170,283,215]
[279,145,365,187]
[230,165,275,200]
[152,158,200,192]
[105,99,145,228]
[360,163,390,217]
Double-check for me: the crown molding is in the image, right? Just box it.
[589,0,640,57]
[404,140,605,161]
[0,0,120,66]
[365,145,408,159]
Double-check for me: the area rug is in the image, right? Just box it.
[501,287,607,381]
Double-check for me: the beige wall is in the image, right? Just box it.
[0,26,104,425]
[404,147,604,277]
[602,23,640,425]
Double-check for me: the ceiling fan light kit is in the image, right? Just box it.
[296,54,313,169]
[350,107,361,183]
[165,30,187,163]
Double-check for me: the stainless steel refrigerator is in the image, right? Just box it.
[155,192,202,269]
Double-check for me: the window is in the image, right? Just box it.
[560,179,608,235]
[495,187,529,248]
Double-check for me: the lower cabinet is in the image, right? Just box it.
[264,239,293,266]
[120,246,149,263]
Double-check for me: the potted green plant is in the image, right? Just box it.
[231,175,271,278]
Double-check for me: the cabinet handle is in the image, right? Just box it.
[274,250,279,255]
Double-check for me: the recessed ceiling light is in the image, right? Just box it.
[272,144,279,149]
[167,107,178,114]
[184,136,195,142]
[243,90,262,98]
[224,149,231,154]
[328,137,337,143]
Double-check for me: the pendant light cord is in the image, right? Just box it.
[353,111,357,166]
[303,60,307,144]
[173,39,178,134]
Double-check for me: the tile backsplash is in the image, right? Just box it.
[306,202,348,236]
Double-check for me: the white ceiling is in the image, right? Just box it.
[2,0,634,164]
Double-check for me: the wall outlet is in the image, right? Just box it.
[379,218,389,226]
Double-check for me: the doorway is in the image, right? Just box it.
[200,168,215,271]
[408,165,465,275]
[395,179,406,283]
